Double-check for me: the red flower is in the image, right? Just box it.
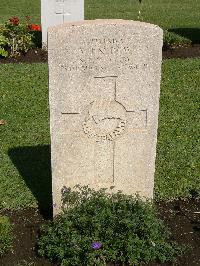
[9,16,19,26]
[28,24,41,31]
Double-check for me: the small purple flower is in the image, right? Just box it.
[52,202,57,208]
[91,242,102,250]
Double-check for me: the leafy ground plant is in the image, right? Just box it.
[163,30,192,49]
[0,34,8,57]
[38,186,184,266]
[0,215,13,256]
[0,16,41,57]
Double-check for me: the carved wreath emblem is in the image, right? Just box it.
[83,100,126,142]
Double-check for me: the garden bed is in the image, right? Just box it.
[0,199,199,266]
[163,44,200,59]
[0,44,200,64]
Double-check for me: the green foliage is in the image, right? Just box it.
[38,186,184,266]
[0,34,8,57]
[0,17,33,57]
[0,47,8,57]
[0,17,41,57]
[0,215,13,256]
[0,34,7,46]
[163,30,192,49]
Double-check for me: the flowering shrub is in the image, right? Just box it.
[0,16,41,57]
[9,16,20,26]
[37,186,184,266]
[28,24,41,31]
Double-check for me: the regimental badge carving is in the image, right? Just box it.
[61,75,148,184]
[83,100,127,142]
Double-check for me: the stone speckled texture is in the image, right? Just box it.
[48,20,163,215]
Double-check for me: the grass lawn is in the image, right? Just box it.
[0,64,50,211]
[155,59,200,200]
[0,0,40,25]
[0,59,199,211]
[0,0,199,42]
[1,0,199,45]
[86,0,200,29]
[0,0,199,213]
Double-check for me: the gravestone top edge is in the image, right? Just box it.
[48,19,163,34]
[48,18,163,216]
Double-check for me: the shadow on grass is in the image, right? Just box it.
[168,28,200,43]
[8,145,52,219]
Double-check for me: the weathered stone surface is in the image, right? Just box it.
[41,0,84,46]
[48,20,163,215]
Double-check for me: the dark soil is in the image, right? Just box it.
[162,44,200,59]
[0,199,199,266]
[0,44,200,64]
[0,49,48,64]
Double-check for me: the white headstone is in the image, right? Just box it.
[41,0,84,46]
[48,20,163,215]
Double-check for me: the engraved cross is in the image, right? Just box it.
[55,0,71,18]
[61,76,147,184]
